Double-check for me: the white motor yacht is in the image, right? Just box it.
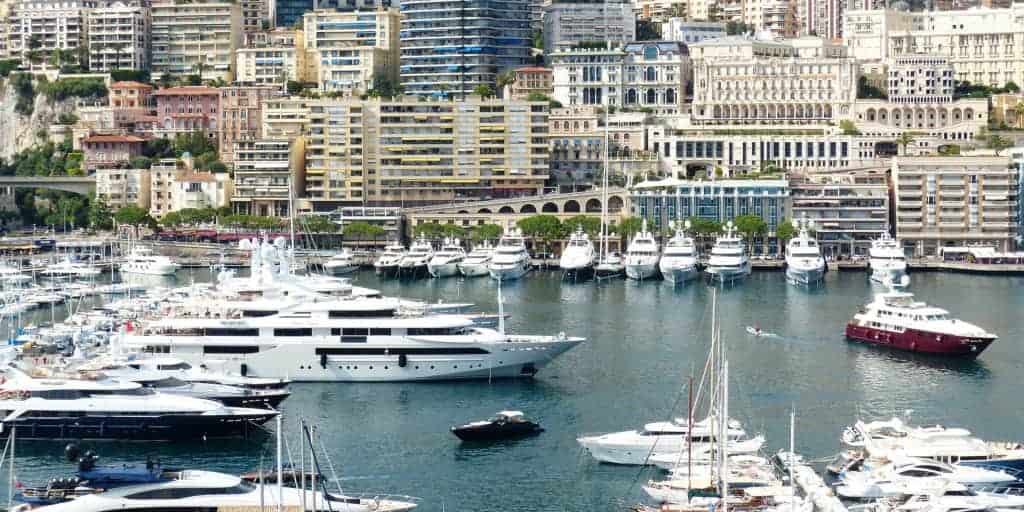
[595,252,625,279]
[488,228,530,281]
[835,459,1017,500]
[869,232,908,287]
[659,221,699,285]
[785,218,825,285]
[559,227,596,279]
[0,262,30,284]
[705,221,751,282]
[373,243,406,277]
[16,469,418,512]
[120,247,180,276]
[399,236,434,277]
[625,220,660,280]
[324,249,358,276]
[458,242,493,277]
[843,417,1024,470]
[577,416,762,465]
[41,258,102,279]
[427,238,466,278]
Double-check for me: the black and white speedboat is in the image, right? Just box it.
[94,369,290,408]
[0,369,278,440]
[451,411,543,441]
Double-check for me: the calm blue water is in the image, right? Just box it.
[6,269,1024,511]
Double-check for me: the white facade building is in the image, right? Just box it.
[95,167,151,210]
[86,1,149,72]
[887,54,955,104]
[689,35,857,125]
[550,41,690,115]
[151,0,241,81]
[661,19,725,44]
[844,6,1024,87]
[303,8,400,94]
[7,0,95,68]
[542,2,634,57]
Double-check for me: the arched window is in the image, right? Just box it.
[645,66,656,81]
[665,89,676,104]
[626,89,637,104]
[645,89,656,104]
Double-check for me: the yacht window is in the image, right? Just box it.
[125,482,255,499]
[273,328,313,337]
[148,377,187,388]
[156,363,192,370]
[343,328,369,336]
[241,310,276,318]
[331,328,341,336]
[328,309,395,318]
[203,345,260,354]
[203,328,260,337]
[370,328,390,336]
[316,347,489,356]
[407,327,459,335]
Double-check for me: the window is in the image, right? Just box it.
[203,345,259,354]
[273,328,312,336]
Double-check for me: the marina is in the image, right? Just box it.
[0,257,1020,510]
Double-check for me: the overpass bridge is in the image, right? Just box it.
[0,176,96,195]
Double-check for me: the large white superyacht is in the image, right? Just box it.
[869,232,909,286]
[559,226,596,279]
[704,221,751,282]
[785,217,826,285]
[624,220,660,281]
[488,228,530,281]
[658,221,699,285]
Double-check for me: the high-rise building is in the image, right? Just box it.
[303,8,400,94]
[542,1,634,57]
[235,28,305,85]
[232,138,295,216]
[399,0,531,97]
[86,0,149,72]
[218,85,281,164]
[7,0,95,69]
[301,97,549,209]
[151,0,242,81]
[789,170,890,259]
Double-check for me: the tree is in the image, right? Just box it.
[471,223,503,242]
[440,224,466,239]
[563,215,602,236]
[343,221,385,240]
[87,199,114,230]
[896,132,915,156]
[839,119,861,135]
[114,205,156,228]
[987,133,1011,155]
[496,71,516,97]
[615,216,644,241]
[517,214,565,252]
[775,219,796,243]
[1005,81,1020,93]
[472,84,495,99]
[1013,102,1024,129]
[192,61,207,81]
[733,214,768,250]
[531,30,543,50]
[367,76,402,99]
[687,217,722,239]
[300,215,339,233]
[725,21,749,35]
[158,72,175,88]
[129,155,153,169]
[413,222,445,238]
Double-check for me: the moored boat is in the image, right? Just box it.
[451,410,543,441]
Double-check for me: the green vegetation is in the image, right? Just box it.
[471,223,503,242]
[129,156,153,169]
[57,112,79,125]
[896,132,915,156]
[562,215,602,236]
[615,216,644,241]
[987,133,1012,155]
[0,60,20,77]
[342,221,386,241]
[839,119,861,135]
[221,214,285,230]
[775,219,796,243]
[114,205,156,228]
[367,76,403,99]
[954,81,1020,99]
[9,73,36,116]
[110,69,151,83]
[157,207,230,227]
[413,222,467,239]
[88,199,114,231]
[733,215,768,247]
[472,84,495,99]
[531,30,543,50]
[725,21,750,35]
[40,77,108,102]
[299,215,340,233]
[517,214,565,251]
[856,76,887,100]
[938,144,961,156]
[527,91,561,108]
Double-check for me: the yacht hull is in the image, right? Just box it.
[324,263,358,276]
[120,263,179,276]
[844,323,995,357]
[660,264,697,284]
[0,412,277,440]
[560,263,594,280]
[870,265,907,285]
[488,263,529,281]
[786,265,824,285]
[458,262,490,277]
[705,264,751,282]
[626,262,660,281]
[578,436,764,466]
[133,337,583,382]
[374,264,399,278]
[595,264,624,279]
[428,262,460,278]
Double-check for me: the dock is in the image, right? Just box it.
[779,452,846,512]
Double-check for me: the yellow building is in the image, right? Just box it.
[302,8,400,95]
[301,97,550,210]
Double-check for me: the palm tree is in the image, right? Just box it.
[896,132,915,156]
[193,60,207,81]
[1013,102,1024,129]
[495,71,515,98]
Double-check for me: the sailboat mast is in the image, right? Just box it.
[687,376,693,504]
[601,100,610,258]
[276,413,283,512]
[720,360,729,512]
[790,408,796,512]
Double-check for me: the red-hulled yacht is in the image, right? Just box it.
[845,291,996,357]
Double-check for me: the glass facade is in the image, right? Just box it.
[632,180,789,233]
[399,0,531,97]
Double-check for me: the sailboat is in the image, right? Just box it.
[594,105,623,280]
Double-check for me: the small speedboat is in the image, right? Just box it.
[451,411,543,441]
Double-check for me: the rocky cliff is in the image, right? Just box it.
[0,79,76,160]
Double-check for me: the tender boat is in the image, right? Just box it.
[373,243,406,277]
[559,227,596,279]
[93,369,290,408]
[399,235,433,277]
[845,290,997,356]
[659,221,698,285]
[458,242,493,277]
[624,220,660,281]
[869,232,908,286]
[427,238,466,278]
[488,228,530,281]
[577,416,763,465]
[785,218,825,286]
[14,469,418,512]
[451,410,543,441]
[705,221,751,282]
[324,249,358,276]
[119,247,180,276]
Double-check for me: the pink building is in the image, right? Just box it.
[109,81,155,130]
[81,134,147,170]
[152,86,221,139]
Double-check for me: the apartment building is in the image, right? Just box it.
[261,97,310,138]
[509,67,552,100]
[232,138,293,216]
[108,80,154,130]
[7,0,95,68]
[549,106,653,184]
[689,35,857,125]
[661,19,725,44]
[892,156,1019,256]
[303,8,400,94]
[171,172,233,212]
[789,170,890,258]
[150,0,242,81]
[399,0,531,97]
[796,0,842,40]
[95,167,152,209]
[887,55,956,104]
[844,6,1024,87]
[550,41,691,115]
[86,0,149,72]
[149,158,185,217]
[274,0,392,29]
[218,85,279,164]
[542,1,635,57]
[302,97,550,209]
[81,133,146,170]
[153,86,221,138]
[235,30,304,85]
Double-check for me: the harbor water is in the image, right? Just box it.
[5,268,1024,511]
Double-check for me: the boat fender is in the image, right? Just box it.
[240,363,248,376]
[320,353,327,369]
[398,353,407,368]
